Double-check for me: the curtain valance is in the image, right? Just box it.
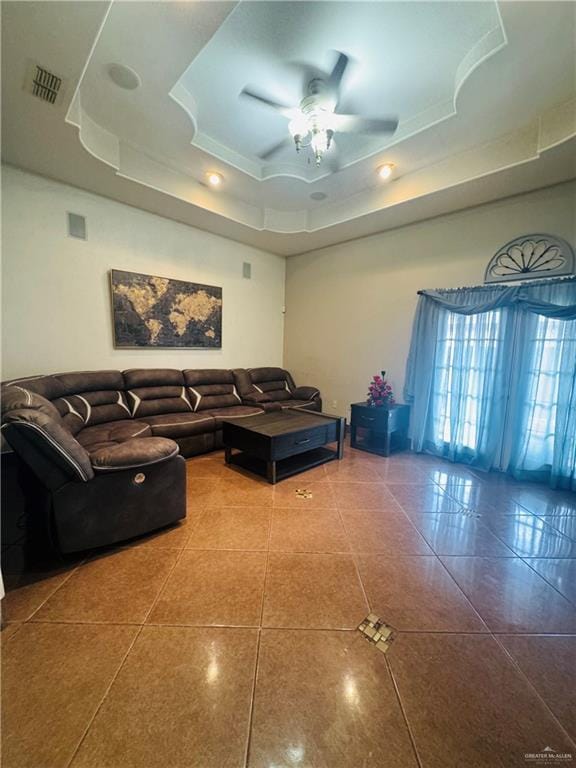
[418,276,576,319]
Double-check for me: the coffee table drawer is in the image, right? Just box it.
[272,422,336,460]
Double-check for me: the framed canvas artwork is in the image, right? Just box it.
[110,269,222,348]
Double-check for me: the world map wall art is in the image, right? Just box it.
[110,269,222,348]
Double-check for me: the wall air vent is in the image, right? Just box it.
[25,61,64,105]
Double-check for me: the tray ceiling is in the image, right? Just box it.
[2,1,575,255]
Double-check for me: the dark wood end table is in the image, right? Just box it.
[350,402,410,457]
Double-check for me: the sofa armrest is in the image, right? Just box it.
[2,409,94,486]
[292,386,320,401]
[90,437,179,472]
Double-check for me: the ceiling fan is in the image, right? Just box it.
[240,51,399,168]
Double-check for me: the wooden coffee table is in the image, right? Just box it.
[221,408,346,484]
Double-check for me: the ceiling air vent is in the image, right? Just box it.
[25,61,65,105]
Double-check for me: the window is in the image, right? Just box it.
[431,310,504,451]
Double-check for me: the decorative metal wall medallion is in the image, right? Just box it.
[484,234,575,284]
[358,613,395,653]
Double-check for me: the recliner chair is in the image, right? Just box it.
[1,385,185,553]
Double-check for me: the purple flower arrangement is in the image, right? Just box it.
[366,371,395,408]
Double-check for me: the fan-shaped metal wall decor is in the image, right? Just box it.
[484,234,575,284]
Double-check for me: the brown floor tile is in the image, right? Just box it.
[340,508,433,555]
[204,477,275,507]
[0,622,22,642]
[387,633,574,768]
[186,506,271,550]
[409,512,515,556]
[356,555,486,631]
[324,460,384,482]
[387,483,462,513]
[428,465,479,488]
[186,457,233,479]
[512,489,576,517]
[273,480,336,509]
[2,567,78,622]
[440,556,576,633]
[483,515,576,558]
[499,634,576,738]
[528,515,576,542]
[2,622,137,768]
[331,481,396,510]
[248,629,419,768]
[34,548,179,624]
[269,507,350,553]
[71,626,258,768]
[524,559,576,605]
[185,478,219,510]
[262,552,367,629]
[148,549,266,626]
[125,520,191,550]
[374,464,431,484]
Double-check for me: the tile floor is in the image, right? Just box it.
[2,444,575,768]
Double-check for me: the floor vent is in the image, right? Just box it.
[26,62,64,105]
[459,508,482,519]
[294,488,313,499]
[358,613,395,653]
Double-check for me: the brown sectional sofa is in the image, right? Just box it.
[1,367,321,552]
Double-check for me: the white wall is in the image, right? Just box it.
[1,167,286,379]
[284,181,576,419]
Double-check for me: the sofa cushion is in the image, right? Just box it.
[183,369,242,412]
[205,405,264,428]
[144,413,216,439]
[35,371,130,434]
[90,437,179,472]
[238,367,295,404]
[123,369,193,418]
[246,400,283,413]
[77,420,152,451]
[1,375,127,436]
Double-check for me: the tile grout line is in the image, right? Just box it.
[490,632,576,751]
[24,558,87,623]
[335,490,424,768]
[518,555,576,608]
[334,506,371,615]
[64,535,190,768]
[429,551,491,630]
[384,656,425,768]
[243,501,273,768]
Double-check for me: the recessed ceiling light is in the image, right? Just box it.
[310,192,327,201]
[377,163,395,180]
[107,63,141,91]
[206,172,223,187]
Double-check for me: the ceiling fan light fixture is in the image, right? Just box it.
[377,163,395,181]
[206,172,223,187]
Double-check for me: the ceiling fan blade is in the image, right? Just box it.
[333,115,399,134]
[240,88,294,118]
[324,138,341,174]
[327,51,349,92]
[258,136,293,160]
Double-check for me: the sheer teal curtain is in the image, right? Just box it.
[507,280,576,489]
[405,277,576,488]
